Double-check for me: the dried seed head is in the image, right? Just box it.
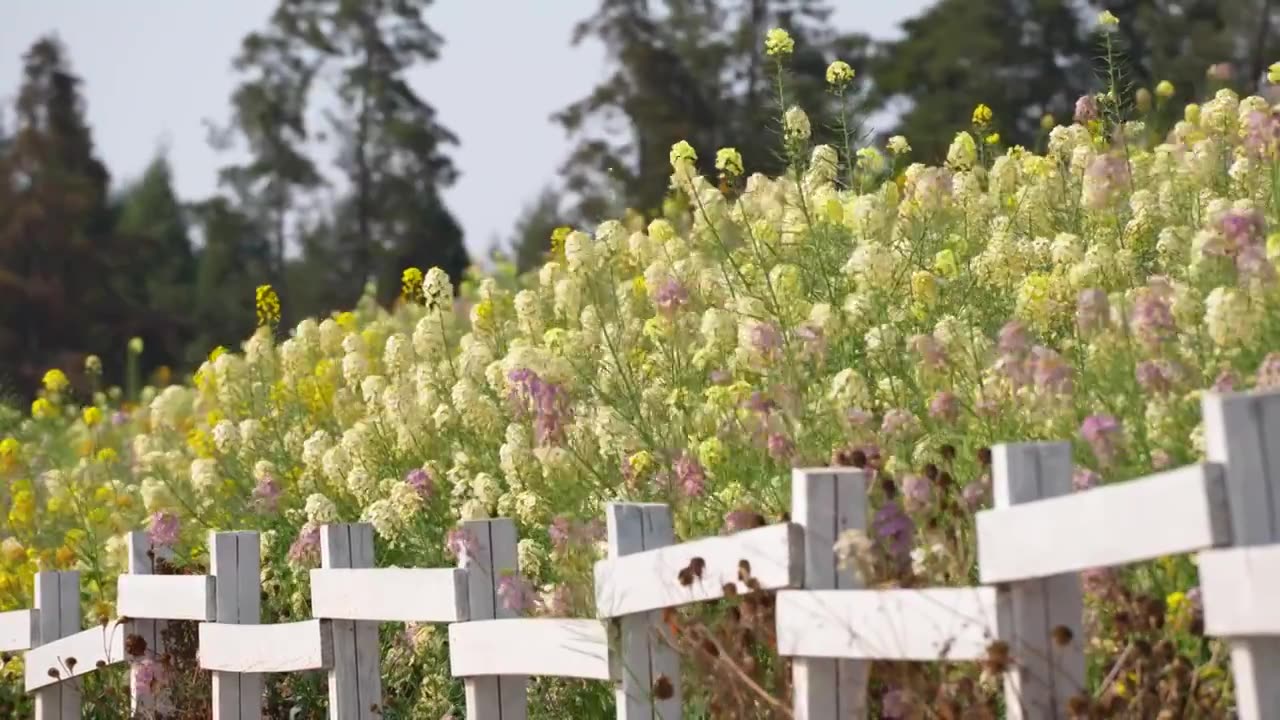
[941,444,957,462]
[850,449,868,468]
[653,674,674,700]
[977,447,993,466]
[737,559,752,582]
[700,637,720,657]
[689,557,706,579]
[125,633,148,658]
[64,657,76,671]
[722,583,738,597]
[1051,625,1074,647]
[924,463,939,480]
[677,567,694,587]
[880,477,898,498]
[47,668,60,679]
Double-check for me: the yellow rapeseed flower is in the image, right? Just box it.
[1098,10,1119,29]
[42,369,69,393]
[208,345,228,363]
[764,28,794,58]
[256,284,281,327]
[188,428,215,459]
[1155,80,1175,98]
[335,311,358,331]
[549,226,571,260]
[1269,61,1280,84]
[985,133,1000,145]
[31,398,56,420]
[96,448,118,464]
[825,60,855,87]
[82,406,102,427]
[715,147,745,178]
[84,355,102,376]
[972,103,994,127]
[669,140,697,168]
[1040,114,1056,131]
[402,267,425,302]
[55,547,76,568]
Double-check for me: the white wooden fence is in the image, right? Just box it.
[0,386,1279,718]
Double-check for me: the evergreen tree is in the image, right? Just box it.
[509,187,567,275]
[220,6,324,305]
[113,154,197,366]
[558,0,868,222]
[0,36,117,390]
[868,0,1093,164]
[295,0,469,304]
[188,195,273,361]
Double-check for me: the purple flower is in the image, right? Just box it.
[675,452,706,497]
[288,526,321,568]
[750,322,782,356]
[1083,153,1131,210]
[872,501,915,562]
[111,411,129,426]
[745,392,776,415]
[132,658,162,698]
[1130,292,1175,349]
[882,688,910,718]
[1238,244,1277,285]
[880,408,920,438]
[1186,586,1203,612]
[709,369,731,384]
[723,508,759,534]
[1242,110,1280,158]
[766,433,794,462]
[497,572,541,615]
[1074,94,1099,123]
[1073,468,1101,491]
[910,334,948,370]
[1217,208,1265,253]
[653,277,689,313]
[961,481,986,510]
[997,321,1029,357]
[405,468,435,499]
[1030,346,1073,395]
[1151,449,1173,469]
[928,391,959,423]
[1081,414,1122,467]
[1075,288,1110,334]
[1213,370,1239,393]
[1257,353,1280,390]
[846,407,873,427]
[901,474,932,513]
[545,584,573,615]
[508,369,572,446]
[1135,360,1174,395]
[147,511,180,548]
[446,527,479,560]
[548,516,574,552]
[252,475,281,513]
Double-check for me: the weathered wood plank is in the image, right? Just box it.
[449,619,613,681]
[320,524,382,720]
[209,531,263,720]
[977,463,1231,583]
[1199,544,1280,637]
[0,610,38,652]
[992,442,1086,720]
[460,518,527,720]
[593,522,804,618]
[198,620,333,673]
[1203,389,1280,720]
[25,623,127,691]
[310,567,468,622]
[33,570,81,720]
[776,587,1006,661]
[117,575,216,621]
[790,468,870,720]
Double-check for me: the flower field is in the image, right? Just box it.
[5,26,1280,718]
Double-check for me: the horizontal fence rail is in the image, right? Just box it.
[2,385,1279,719]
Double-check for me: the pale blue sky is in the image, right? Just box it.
[2,1,933,257]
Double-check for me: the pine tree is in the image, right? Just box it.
[289,0,469,304]
[0,36,117,390]
[188,195,274,361]
[220,6,324,304]
[509,187,567,274]
[557,0,867,222]
[869,0,1093,164]
[113,154,197,365]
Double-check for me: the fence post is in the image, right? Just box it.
[210,531,263,720]
[790,468,869,719]
[33,570,80,720]
[320,523,382,720]
[992,443,1086,719]
[459,518,527,720]
[1202,390,1280,719]
[605,503,680,720]
[126,531,173,715]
